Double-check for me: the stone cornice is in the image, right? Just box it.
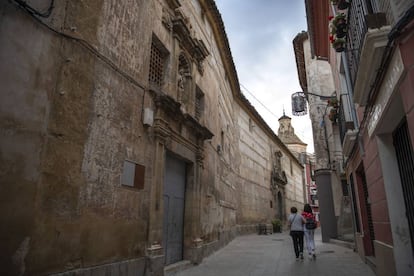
[293,31,308,93]
[150,88,213,141]
[199,0,240,96]
[172,9,210,74]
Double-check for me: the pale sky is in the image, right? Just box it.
[215,0,314,153]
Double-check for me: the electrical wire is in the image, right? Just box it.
[239,83,282,119]
[241,83,318,153]
[14,0,54,18]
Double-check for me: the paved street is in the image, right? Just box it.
[167,229,375,276]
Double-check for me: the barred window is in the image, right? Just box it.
[149,36,168,87]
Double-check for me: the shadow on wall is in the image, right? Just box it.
[337,196,355,242]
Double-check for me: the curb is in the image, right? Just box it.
[329,238,356,250]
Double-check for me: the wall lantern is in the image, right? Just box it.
[291,92,307,116]
[291,91,337,116]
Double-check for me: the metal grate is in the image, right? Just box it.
[149,42,165,87]
[393,118,414,255]
[361,169,376,256]
[349,173,361,232]
[346,0,392,87]
[346,0,369,86]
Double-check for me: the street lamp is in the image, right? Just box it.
[291,91,337,116]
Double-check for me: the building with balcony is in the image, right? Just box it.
[296,0,414,276]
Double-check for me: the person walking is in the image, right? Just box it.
[302,203,317,260]
[288,206,305,261]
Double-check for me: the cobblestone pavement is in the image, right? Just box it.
[167,229,375,276]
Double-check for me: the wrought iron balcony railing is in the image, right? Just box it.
[345,0,392,87]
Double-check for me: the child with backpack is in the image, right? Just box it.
[302,203,317,260]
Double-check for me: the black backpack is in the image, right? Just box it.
[305,217,317,230]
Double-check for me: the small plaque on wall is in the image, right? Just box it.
[121,160,145,190]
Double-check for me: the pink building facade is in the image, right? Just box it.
[299,1,414,275]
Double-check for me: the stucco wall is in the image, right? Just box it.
[303,39,334,169]
[301,36,346,241]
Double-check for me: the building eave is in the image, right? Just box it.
[293,31,309,93]
[305,0,330,59]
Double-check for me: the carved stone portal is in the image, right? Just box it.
[271,151,287,193]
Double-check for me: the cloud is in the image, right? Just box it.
[216,0,314,153]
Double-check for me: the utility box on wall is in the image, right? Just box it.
[143,108,154,126]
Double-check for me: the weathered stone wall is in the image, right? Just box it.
[303,39,335,170]
[236,107,273,223]
[283,154,306,215]
[0,2,63,274]
[1,0,154,274]
[302,35,350,242]
[235,107,305,223]
[302,38,343,216]
[0,1,306,275]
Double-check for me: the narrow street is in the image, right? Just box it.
[166,229,375,276]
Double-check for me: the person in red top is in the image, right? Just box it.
[302,203,317,260]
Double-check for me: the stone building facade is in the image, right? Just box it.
[293,30,347,243]
[277,113,307,205]
[0,1,304,275]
